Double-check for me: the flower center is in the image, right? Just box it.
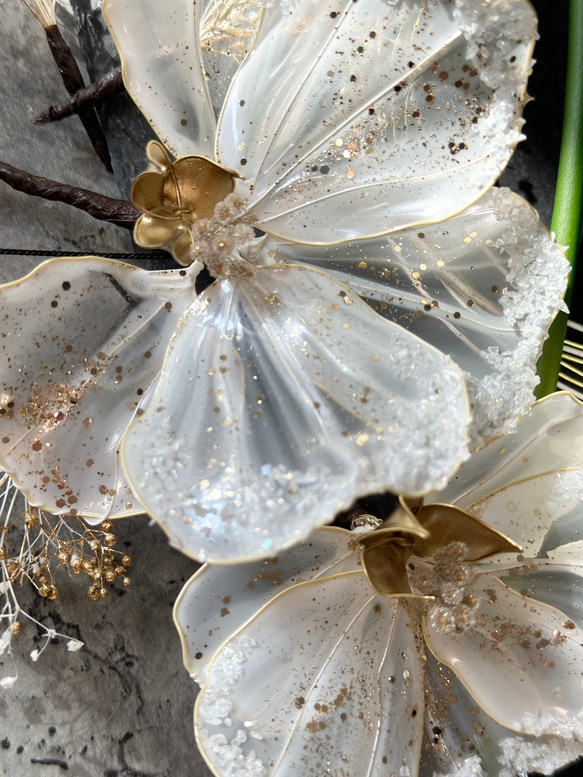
[358,497,522,632]
[131,141,258,275]
[409,541,480,633]
[187,193,258,281]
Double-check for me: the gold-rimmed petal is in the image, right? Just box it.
[121,263,469,563]
[424,574,583,735]
[103,0,217,159]
[265,188,569,449]
[194,572,425,777]
[218,0,537,243]
[435,392,583,508]
[173,526,360,683]
[0,257,196,521]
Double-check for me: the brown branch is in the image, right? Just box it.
[35,68,125,125]
[0,161,139,229]
[44,25,113,173]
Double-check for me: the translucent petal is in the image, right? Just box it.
[425,574,583,736]
[434,393,583,509]
[103,0,216,158]
[264,189,569,449]
[195,573,425,777]
[199,0,264,119]
[421,654,515,777]
[421,654,583,777]
[0,258,196,520]
[466,470,583,564]
[218,0,535,242]
[501,562,583,633]
[174,527,359,682]
[121,263,469,562]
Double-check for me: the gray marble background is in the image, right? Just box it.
[0,1,571,776]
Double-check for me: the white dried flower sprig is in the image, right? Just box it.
[0,470,132,687]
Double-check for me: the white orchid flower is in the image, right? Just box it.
[175,392,583,777]
[0,0,567,563]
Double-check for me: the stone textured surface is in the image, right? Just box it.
[0,1,576,777]
[0,507,204,777]
[0,0,136,282]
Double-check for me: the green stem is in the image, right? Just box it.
[536,0,583,398]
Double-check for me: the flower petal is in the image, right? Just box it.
[218,0,535,242]
[131,170,172,218]
[421,653,583,777]
[0,258,195,520]
[171,156,237,218]
[199,0,264,119]
[265,189,568,449]
[425,574,583,736]
[467,470,583,562]
[195,573,425,777]
[103,0,216,158]
[133,213,185,251]
[422,655,512,777]
[502,561,583,632]
[121,264,469,562]
[435,392,583,506]
[174,526,359,682]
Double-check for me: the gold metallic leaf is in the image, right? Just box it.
[360,498,431,599]
[133,213,182,250]
[146,139,171,172]
[412,503,522,562]
[170,156,236,218]
[358,497,429,550]
[361,539,432,600]
[131,171,176,219]
[359,496,521,599]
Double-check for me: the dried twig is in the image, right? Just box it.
[0,161,138,229]
[35,67,124,125]
[21,1,113,171]
[43,24,113,171]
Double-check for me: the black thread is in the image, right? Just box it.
[0,249,168,260]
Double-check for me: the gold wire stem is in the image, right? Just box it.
[559,372,583,388]
[560,360,583,379]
